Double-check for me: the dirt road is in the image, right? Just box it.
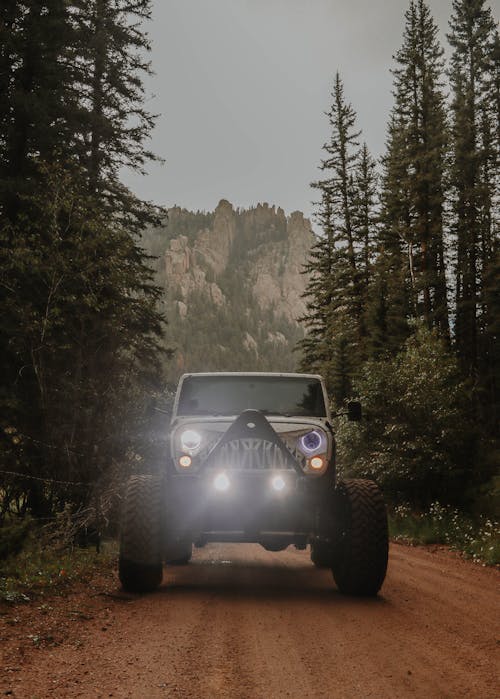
[1,543,498,699]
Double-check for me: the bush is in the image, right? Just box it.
[0,522,115,603]
[389,502,500,566]
[336,326,474,507]
[0,516,32,560]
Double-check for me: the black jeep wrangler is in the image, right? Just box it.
[119,372,388,595]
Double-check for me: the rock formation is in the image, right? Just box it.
[142,200,314,381]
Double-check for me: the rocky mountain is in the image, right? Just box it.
[142,199,314,383]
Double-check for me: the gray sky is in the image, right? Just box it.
[122,0,499,220]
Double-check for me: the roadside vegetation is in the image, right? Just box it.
[0,516,115,604]
[389,503,500,566]
[1,0,498,585]
[0,1,167,538]
[299,0,499,538]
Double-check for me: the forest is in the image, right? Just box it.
[299,0,499,516]
[0,0,166,532]
[0,0,498,561]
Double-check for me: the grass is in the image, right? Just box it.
[389,502,500,566]
[0,521,116,604]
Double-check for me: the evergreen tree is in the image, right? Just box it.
[366,114,413,359]
[380,0,450,340]
[352,142,379,349]
[448,0,499,428]
[298,189,336,373]
[299,73,374,403]
[0,1,72,223]
[0,2,167,517]
[70,0,160,230]
[336,325,474,507]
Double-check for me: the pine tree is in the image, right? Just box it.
[299,73,374,403]
[0,1,72,223]
[366,114,412,359]
[70,0,160,230]
[380,0,450,340]
[352,143,379,349]
[448,0,499,429]
[298,189,336,373]
[0,2,167,516]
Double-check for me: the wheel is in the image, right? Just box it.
[165,539,192,565]
[119,475,164,593]
[310,540,333,568]
[331,478,388,596]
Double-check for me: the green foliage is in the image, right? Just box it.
[380,0,449,338]
[336,326,474,506]
[448,0,499,428]
[299,74,378,402]
[300,1,499,516]
[390,503,500,565]
[0,164,166,513]
[0,2,167,519]
[0,517,31,561]
[0,525,115,603]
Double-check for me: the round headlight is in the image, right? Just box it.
[214,472,230,492]
[300,430,323,453]
[310,456,325,471]
[180,429,201,450]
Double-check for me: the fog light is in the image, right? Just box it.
[310,456,324,470]
[271,475,286,492]
[214,472,230,492]
[179,455,192,468]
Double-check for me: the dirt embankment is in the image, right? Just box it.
[1,543,498,699]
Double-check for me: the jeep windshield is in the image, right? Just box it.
[177,375,326,418]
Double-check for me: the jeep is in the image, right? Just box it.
[119,372,388,595]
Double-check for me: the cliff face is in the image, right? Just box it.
[143,200,314,381]
[163,200,313,322]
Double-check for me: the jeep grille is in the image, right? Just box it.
[215,438,305,471]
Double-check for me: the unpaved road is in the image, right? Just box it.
[1,543,499,699]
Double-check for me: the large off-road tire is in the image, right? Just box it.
[331,478,388,596]
[119,475,164,593]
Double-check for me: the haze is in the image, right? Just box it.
[122,0,499,219]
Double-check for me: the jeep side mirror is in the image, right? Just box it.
[347,401,362,422]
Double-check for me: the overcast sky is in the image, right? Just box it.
[122,0,499,220]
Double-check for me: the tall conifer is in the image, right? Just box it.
[448,0,499,425]
[0,2,166,514]
[380,0,450,339]
[299,74,375,402]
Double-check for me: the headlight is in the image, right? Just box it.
[213,472,230,492]
[298,429,326,454]
[180,429,201,451]
[309,456,325,471]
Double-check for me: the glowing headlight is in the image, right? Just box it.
[299,430,324,453]
[180,429,201,450]
[271,475,286,492]
[214,472,230,492]
[309,456,325,471]
[179,455,192,468]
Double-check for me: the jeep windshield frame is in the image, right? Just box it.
[175,374,327,418]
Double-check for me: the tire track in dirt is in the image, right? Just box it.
[0,543,498,699]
